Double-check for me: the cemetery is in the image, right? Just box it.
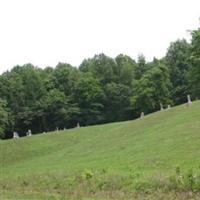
[0,100,200,199]
[0,3,199,198]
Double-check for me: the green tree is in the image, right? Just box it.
[79,54,116,84]
[131,62,172,115]
[135,54,150,79]
[188,28,200,98]
[165,39,191,104]
[104,83,132,122]
[0,99,8,138]
[52,63,79,96]
[114,54,136,85]
[37,89,80,131]
[73,73,104,125]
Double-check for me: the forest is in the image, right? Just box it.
[0,27,200,139]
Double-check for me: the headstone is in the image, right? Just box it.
[13,132,19,139]
[77,123,80,128]
[187,94,192,106]
[167,105,171,110]
[26,129,32,136]
[160,103,164,111]
[140,112,144,119]
[43,131,46,134]
[56,127,59,132]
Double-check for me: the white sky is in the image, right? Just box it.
[0,0,199,74]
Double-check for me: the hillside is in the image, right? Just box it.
[1,101,200,199]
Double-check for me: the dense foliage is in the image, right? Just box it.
[0,28,199,138]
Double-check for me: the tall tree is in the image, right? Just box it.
[165,39,191,104]
[131,62,172,115]
[0,99,8,138]
[79,54,116,84]
[52,63,79,96]
[135,54,150,79]
[114,54,136,85]
[36,89,80,131]
[104,83,132,122]
[188,28,200,98]
[72,73,104,125]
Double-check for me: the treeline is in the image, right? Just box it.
[0,27,200,139]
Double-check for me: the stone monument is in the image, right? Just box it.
[167,105,171,110]
[187,94,192,106]
[27,129,32,136]
[160,103,164,111]
[13,132,19,139]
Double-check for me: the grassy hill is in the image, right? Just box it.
[1,101,200,199]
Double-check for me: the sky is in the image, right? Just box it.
[0,0,199,74]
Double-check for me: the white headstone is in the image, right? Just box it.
[140,112,144,118]
[187,94,192,106]
[160,103,164,111]
[167,105,171,110]
[77,123,80,128]
[27,129,32,136]
[13,132,19,139]
[56,127,59,132]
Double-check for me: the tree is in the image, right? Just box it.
[165,39,191,104]
[114,54,136,85]
[104,83,132,122]
[188,28,200,98]
[36,89,80,131]
[131,62,172,115]
[79,53,116,84]
[135,54,150,79]
[72,73,104,125]
[52,63,79,96]
[0,99,8,138]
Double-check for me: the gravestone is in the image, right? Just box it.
[56,127,59,132]
[27,129,32,136]
[77,123,80,128]
[160,103,164,111]
[187,94,192,106]
[140,112,144,118]
[13,132,19,139]
[167,105,171,110]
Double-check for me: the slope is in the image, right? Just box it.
[0,101,200,199]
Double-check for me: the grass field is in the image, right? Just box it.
[1,101,200,199]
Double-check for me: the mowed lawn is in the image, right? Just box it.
[0,101,200,199]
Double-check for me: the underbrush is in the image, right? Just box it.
[1,167,200,199]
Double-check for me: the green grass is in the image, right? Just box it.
[1,101,200,199]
